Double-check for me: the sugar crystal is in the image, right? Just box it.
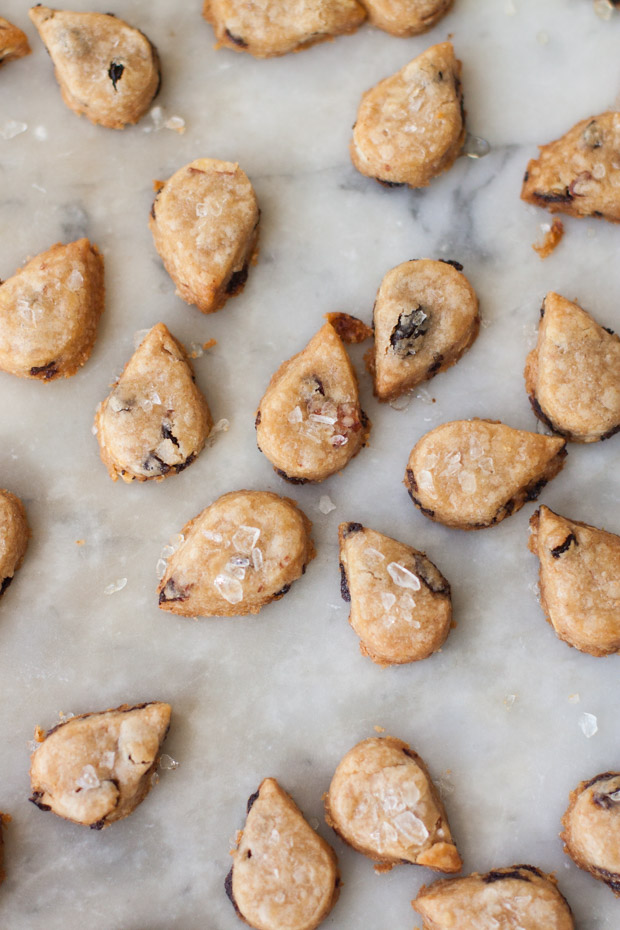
[214,573,243,604]
[387,563,421,591]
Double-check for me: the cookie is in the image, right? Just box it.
[370,259,479,402]
[0,490,29,598]
[412,865,574,929]
[202,0,366,58]
[29,7,160,129]
[525,292,620,443]
[338,522,451,666]
[529,505,620,657]
[150,158,259,314]
[0,239,104,382]
[255,322,370,483]
[227,778,340,930]
[405,419,567,530]
[0,18,31,65]
[29,702,171,829]
[0,813,5,883]
[521,112,620,222]
[561,772,620,896]
[360,0,453,37]
[324,736,462,872]
[158,490,315,617]
[351,42,465,188]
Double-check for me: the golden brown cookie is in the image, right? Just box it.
[338,522,451,666]
[360,0,453,36]
[227,778,340,930]
[405,419,567,530]
[529,505,620,657]
[0,17,31,64]
[0,239,104,382]
[525,292,620,443]
[412,865,575,929]
[351,42,465,188]
[158,490,314,617]
[371,259,479,402]
[150,158,259,314]
[0,490,29,598]
[29,7,160,129]
[255,322,370,483]
[29,702,171,829]
[561,772,620,896]
[325,736,461,872]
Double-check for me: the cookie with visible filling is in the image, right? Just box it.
[227,778,340,930]
[561,772,620,896]
[529,505,620,656]
[361,0,453,36]
[0,490,29,598]
[351,42,465,188]
[29,702,171,828]
[325,736,462,872]
[0,18,31,64]
[338,522,451,666]
[150,158,259,314]
[405,419,567,530]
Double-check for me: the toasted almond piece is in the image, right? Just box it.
[360,0,453,36]
[0,490,29,598]
[0,17,31,64]
[561,772,620,896]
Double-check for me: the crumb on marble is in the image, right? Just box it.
[373,724,385,733]
[203,338,217,350]
[75,539,85,545]
[533,218,564,259]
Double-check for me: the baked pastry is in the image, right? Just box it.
[324,736,462,872]
[529,505,620,656]
[351,42,465,188]
[0,490,29,598]
[370,259,479,402]
[0,18,31,65]
[29,702,171,828]
[150,158,259,314]
[360,0,453,36]
[226,778,340,930]
[0,238,104,381]
[202,0,366,58]
[561,772,620,895]
[0,813,5,883]
[29,7,160,129]
[338,521,451,666]
[405,419,567,530]
[412,865,575,928]
[158,490,315,616]
[521,112,620,222]
[525,292,620,443]
[255,322,370,483]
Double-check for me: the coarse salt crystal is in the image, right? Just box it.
[213,418,229,433]
[318,495,336,515]
[393,810,429,845]
[159,753,179,770]
[251,547,263,571]
[156,558,167,579]
[232,525,261,553]
[416,388,434,405]
[462,132,491,159]
[66,269,83,291]
[203,530,223,544]
[579,713,598,738]
[309,413,337,425]
[214,573,243,604]
[288,406,303,424]
[417,470,435,493]
[331,434,348,447]
[381,592,396,611]
[389,393,412,411]
[364,547,385,565]
[458,470,477,493]
[387,562,421,591]
[1,120,27,140]
[76,765,100,790]
[379,821,398,846]
[104,577,127,595]
[226,556,249,580]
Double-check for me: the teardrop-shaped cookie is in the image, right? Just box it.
[150,158,260,314]
[0,490,29,598]
[351,42,465,188]
[561,772,620,896]
[256,322,370,483]
[158,490,315,617]
[525,292,620,443]
[325,736,461,872]
[371,259,479,401]
[28,7,160,129]
[405,419,567,530]
[0,18,31,65]
[338,521,451,666]
[521,112,620,222]
[360,0,453,37]
[529,505,620,656]
[29,701,171,828]
[0,238,104,381]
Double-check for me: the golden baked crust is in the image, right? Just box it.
[561,772,620,896]
[0,490,29,598]
[0,17,31,64]
[360,0,453,37]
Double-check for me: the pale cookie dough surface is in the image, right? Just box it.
[405,419,567,530]
[158,490,315,617]
[0,17,30,64]
[525,292,620,443]
[29,702,171,828]
[371,259,479,402]
[325,736,461,872]
[150,158,259,314]
[360,0,453,37]
[338,522,451,666]
[228,778,340,930]
[0,490,29,598]
[0,238,104,381]
[561,772,620,896]
[529,505,620,657]
[351,42,465,188]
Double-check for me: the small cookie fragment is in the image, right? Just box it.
[532,218,564,259]
[351,42,465,188]
[525,292,620,443]
[150,158,259,314]
[412,865,575,929]
[405,419,567,530]
[529,505,620,656]
[561,772,620,895]
[325,736,462,872]
[0,18,31,65]
[360,0,453,37]
[338,522,451,666]
[324,312,373,344]
[371,259,479,402]
[29,702,171,828]
[0,491,29,598]
[0,239,104,381]
[28,7,160,129]
[227,778,340,930]
[158,490,315,617]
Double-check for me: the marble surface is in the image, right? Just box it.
[0,0,619,927]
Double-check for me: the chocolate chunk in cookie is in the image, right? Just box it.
[0,490,29,599]
[562,772,620,896]
[360,0,453,36]
[0,18,31,65]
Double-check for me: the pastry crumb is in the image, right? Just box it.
[533,218,564,258]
